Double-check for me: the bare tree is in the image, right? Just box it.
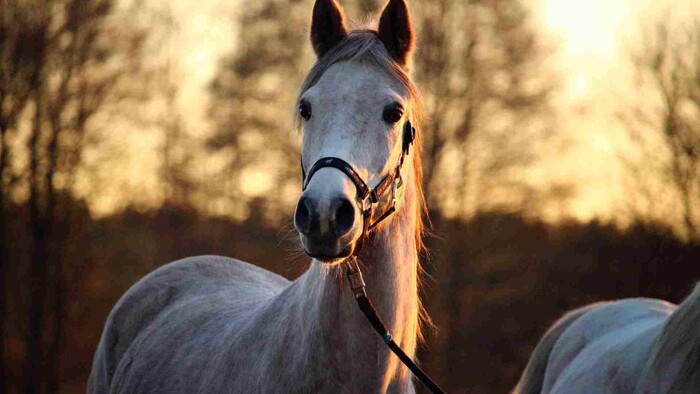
[0,0,149,390]
[159,3,195,208]
[207,0,309,221]
[0,2,49,389]
[414,0,556,217]
[409,1,557,388]
[621,16,700,241]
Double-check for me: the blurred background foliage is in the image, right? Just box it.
[1,0,699,393]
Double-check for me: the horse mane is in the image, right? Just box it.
[294,29,432,339]
[646,282,700,392]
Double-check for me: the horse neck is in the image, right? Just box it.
[287,165,421,389]
[636,284,700,393]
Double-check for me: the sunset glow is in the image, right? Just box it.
[82,0,699,225]
[542,0,629,61]
[5,1,700,391]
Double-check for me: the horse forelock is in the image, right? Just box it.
[295,30,424,126]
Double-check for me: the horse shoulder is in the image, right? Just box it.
[88,255,289,393]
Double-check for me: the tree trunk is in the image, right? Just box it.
[47,239,64,393]
[24,12,49,386]
[43,80,64,392]
[679,181,698,241]
[0,96,8,394]
[25,87,51,394]
[0,9,12,388]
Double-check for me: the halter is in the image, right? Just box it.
[299,120,446,394]
[301,120,415,242]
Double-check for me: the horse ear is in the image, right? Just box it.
[311,0,348,58]
[377,0,414,66]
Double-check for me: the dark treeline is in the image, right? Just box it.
[2,199,698,393]
[421,212,700,393]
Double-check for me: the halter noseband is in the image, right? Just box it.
[300,120,416,240]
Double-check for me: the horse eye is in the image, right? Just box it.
[383,105,404,124]
[299,101,312,121]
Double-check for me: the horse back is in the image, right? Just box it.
[88,255,289,393]
[517,298,676,394]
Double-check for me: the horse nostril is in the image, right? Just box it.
[294,196,314,235]
[332,198,355,236]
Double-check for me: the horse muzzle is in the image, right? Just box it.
[294,191,360,262]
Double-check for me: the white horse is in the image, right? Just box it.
[89,0,430,392]
[515,283,700,393]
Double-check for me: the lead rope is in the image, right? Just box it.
[345,258,447,394]
[301,120,445,392]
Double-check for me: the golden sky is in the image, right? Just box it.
[529,0,698,222]
[84,0,698,222]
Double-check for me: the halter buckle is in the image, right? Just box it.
[390,177,399,210]
[359,193,374,214]
[347,271,366,298]
[395,172,404,189]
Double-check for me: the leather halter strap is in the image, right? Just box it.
[300,121,415,233]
